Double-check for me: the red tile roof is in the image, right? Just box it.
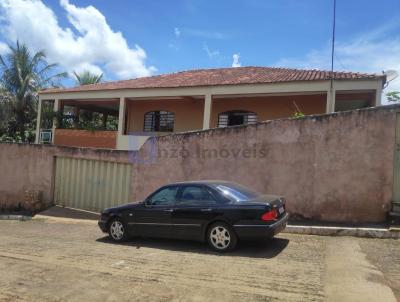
[41,66,384,94]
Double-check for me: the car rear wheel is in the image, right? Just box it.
[108,218,128,242]
[207,222,237,252]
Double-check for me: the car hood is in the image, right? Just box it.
[102,202,142,213]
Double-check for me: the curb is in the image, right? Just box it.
[0,215,32,221]
[284,225,400,239]
[33,215,97,225]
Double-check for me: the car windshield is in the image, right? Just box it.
[215,183,260,202]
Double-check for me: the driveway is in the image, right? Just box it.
[0,216,398,302]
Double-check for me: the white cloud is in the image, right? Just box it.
[0,41,9,55]
[184,29,226,40]
[168,43,179,51]
[174,27,181,38]
[274,21,400,103]
[0,0,156,79]
[232,53,241,67]
[72,62,103,76]
[203,43,220,58]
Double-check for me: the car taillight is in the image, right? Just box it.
[261,209,278,221]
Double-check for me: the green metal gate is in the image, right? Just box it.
[54,157,132,212]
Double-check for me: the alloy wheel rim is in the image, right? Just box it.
[210,226,231,249]
[110,220,124,240]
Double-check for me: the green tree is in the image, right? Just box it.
[71,70,106,130]
[73,70,103,85]
[387,91,400,102]
[0,41,67,141]
[0,85,13,137]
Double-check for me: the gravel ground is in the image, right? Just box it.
[0,217,398,302]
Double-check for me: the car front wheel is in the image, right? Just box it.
[108,218,128,242]
[207,222,237,252]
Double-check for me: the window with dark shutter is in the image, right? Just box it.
[143,111,174,132]
[217,111,257,128]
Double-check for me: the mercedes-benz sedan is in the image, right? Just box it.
[98,181,288,252]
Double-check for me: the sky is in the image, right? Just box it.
[0,0,399,97]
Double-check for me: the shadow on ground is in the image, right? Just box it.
[38,206,99,220]
[96,236,289,258]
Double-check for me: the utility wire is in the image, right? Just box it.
[328,0,337,112]
[334,53,347,72]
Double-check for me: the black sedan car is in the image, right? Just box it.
[98,181,288,252]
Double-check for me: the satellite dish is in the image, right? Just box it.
[384,70,399,82]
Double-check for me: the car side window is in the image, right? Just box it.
[147,186,178,206]
[178,186,217,205]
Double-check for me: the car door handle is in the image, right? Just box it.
[164,209,174,212]
[201,208,212,212]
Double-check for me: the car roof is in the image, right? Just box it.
[167,180,239,187]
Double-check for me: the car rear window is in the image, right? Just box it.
[178,186,217,205]
[216,184,260,202]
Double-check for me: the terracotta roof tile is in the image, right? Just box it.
[41,66,384,94]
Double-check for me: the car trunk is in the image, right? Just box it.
[238,195,286,218]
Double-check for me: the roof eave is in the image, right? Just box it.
[38,77,384,95]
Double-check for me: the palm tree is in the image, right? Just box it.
[72,70,103,126]
[0,84,13,136]
[0,41,67,141]
[73,70,103,86]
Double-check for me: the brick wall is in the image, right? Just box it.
[54,129,117,149]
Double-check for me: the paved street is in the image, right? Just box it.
[0,217,398,302]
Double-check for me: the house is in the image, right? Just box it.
[35,66,385,150]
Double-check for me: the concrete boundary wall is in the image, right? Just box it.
[0,144,131,211]
[0,105,398,223]
[132,105,397,223]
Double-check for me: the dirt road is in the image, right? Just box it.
[0,217,398,302]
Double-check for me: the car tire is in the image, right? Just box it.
[207,222,237,252]
[108,217,128,242]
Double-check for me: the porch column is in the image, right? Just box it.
[326,89,336,113]
[202,93,212,130]
[52,99,60,143]
[102,113,108,128]
[375,83,383,106]
[73,106,80,127]
[117,97,126,136]
[34,97,42,144]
